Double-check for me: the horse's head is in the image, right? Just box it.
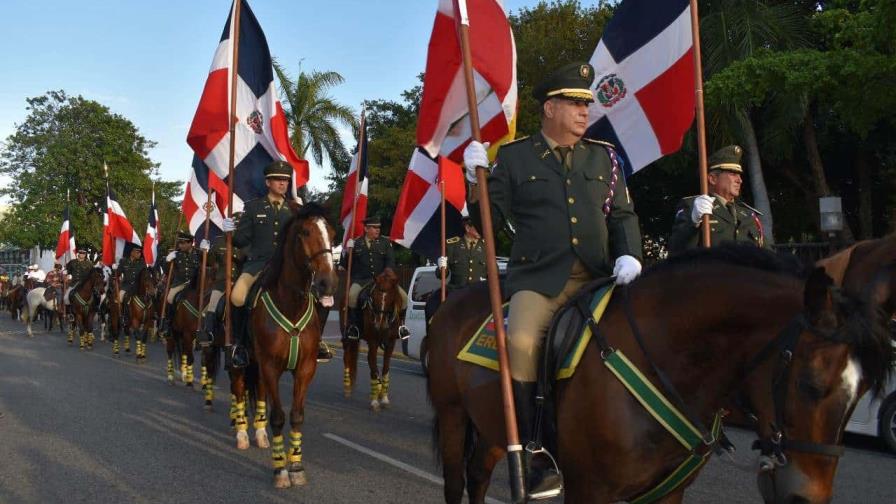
[752,267,894,504]
[375,268,399,291]
[139,267,158,297]
[288,203,338,304]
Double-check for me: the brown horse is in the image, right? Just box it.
[125,267,159,362]
[7,285,24,320]
[342,268,402,410]
[244,203,337,488]
[427,245,894,503]
[68,268,104,351]
[818,233,896,316]
[105,275,123,353]
[167,269,211,387]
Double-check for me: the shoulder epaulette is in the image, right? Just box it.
[582,138,616,149]
[738,201,763,216]
[499,136,530,148]
[446,236,460,244]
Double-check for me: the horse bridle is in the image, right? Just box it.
[366,285,398,326]
[735,314,848,467]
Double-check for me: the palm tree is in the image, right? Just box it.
[700,0,810,243]
[273,61,358,168]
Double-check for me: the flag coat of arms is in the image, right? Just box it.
[339,124,368,246]
[102,189,142,266]
[391,0,517,258]
[55,204,76,262]
[585,0,694,176]
[185,0,308,237]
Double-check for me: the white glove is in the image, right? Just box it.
[345,239,355,249]
[222,217,236,232]
[437,256,448,269]
[199,239,211,251]
[166,251,177,262]
[111,263,118,270]
[463,141,490,184]
[66,274,72,281]
[690,195,714,225]
[613,255,642,285]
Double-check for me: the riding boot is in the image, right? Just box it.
[397,308,410,340]
[225,306,249,370]
[513,380,563,501]
[198,313,216,347]
[344,307,361,341]
[316,340,333,363]
[159,303,173,335]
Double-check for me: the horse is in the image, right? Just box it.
[818,233,896,317]
[23,286,57,337]
[244,202,337,488]
[166,267,211,387]
[104,274,125,355]
[124,267,159,362]
[7,285,24,320]
[427,245,894,504]
[342,268,402,410]
[68,268,105,350]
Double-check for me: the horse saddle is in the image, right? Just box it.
[357,281,374,309]
[44,286,57,302]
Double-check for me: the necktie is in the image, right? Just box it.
[273,201,281,212]
[726,202,738,225]
[556,146,572,170]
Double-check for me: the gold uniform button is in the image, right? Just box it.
[567,197,575,204]
[566,178,571,185]
[529,175,536,181]
[598,175,604,181]
[570,217,578,224]
[571,237,579,245]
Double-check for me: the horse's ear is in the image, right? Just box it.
[804,266,835,324]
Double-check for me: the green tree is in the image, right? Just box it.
[0,90,181,252]
[273,62,358,168]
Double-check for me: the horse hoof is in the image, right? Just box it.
[167,375,175,385]
[289,469,307,487]
[273,469,291,489]
[255,429,270,449]
[379,395,390,408]
[370,400,380,412]
[204,404,213,412]
[236,431,250,450]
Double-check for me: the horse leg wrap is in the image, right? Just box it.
[234,401,248,432]
[113,340,120,355]
[67,330,73,344]
[288,431,302,464]
[370,379,382,401]
[271,435,287,469]
[343,368,351,390]
[79,333,85,350]
[204,378,214,403]
[124,335,130,352]
[254,401,268,430]
[382,374,390,396]
[180,355,188,383]
[185,360,194,384]
[229,394,238,421]
[166,358,175,382]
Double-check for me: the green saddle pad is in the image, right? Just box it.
[457,284,615,379]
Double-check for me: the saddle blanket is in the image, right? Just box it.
[457,284,614,379]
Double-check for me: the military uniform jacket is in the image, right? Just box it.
[667,196,766,254]
[476,133,642,297]
[437,236,487,290]
[171,249,201,286]
[66,258,94,285]
[211,235,240,291]
[341,236,395,283]
[232,197,293,275]
[116,257,144,293]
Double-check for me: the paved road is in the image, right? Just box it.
[0,316,893,503]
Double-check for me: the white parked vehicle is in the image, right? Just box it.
[844,344,896,453]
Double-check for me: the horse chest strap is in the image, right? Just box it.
[132,296,146,310]
[261,291,315,370]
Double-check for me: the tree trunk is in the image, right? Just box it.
[854,147,873,239]
[740,111,774,243]
[802,107,855,242]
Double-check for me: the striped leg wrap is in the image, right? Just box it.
[370,378,382,401]
[288,431,303,464]
[166,358,174,381]
[343,368,351,389]
[234,401,248,432]
[229,394,237,421]
[381,374,390,396]
[112,340,120,354]
[67,330,73,344]
[185,360,194,383]
[124,335,130,352]
[254,401,268,430]
[180,354,187,380]
[272,435,286,469]
[79,333,85,350]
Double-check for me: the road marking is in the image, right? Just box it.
[323,432,506,504]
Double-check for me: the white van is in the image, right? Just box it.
[844,351,896,453]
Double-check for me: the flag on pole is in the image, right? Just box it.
[185,0,308,236]
[143,191,161,266]
[102,189,142,266]
[585,0,694,176]
[339,122,368,246]
[55,204,76,262]
[390,0,517,258]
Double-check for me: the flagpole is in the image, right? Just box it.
[439,180,447,301]
[690,0,711,247]
[342,110,366,333]
[159,209,186,328]
[61,189,69,321]
[455,1,525,501]
[196,189,215,338]
[224,0,243,349]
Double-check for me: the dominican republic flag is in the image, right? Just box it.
[185,0,308,237]
[55,204,76,261]
[391,0,516,258]
[339,122,369,246]
[143,193,160,266]
[585,0,694,176]
[102,189,142,266]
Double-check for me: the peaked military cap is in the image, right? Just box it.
[130,243,143,250]
[176,230,194,242]
[264,160,293,179]
[533,62,596,104]
[708,145,744,174]
[363,216,381,226]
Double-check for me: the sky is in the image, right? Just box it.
[0,0,548,195]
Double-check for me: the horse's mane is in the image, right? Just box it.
[641,243,806,280]
[260,202,330,290]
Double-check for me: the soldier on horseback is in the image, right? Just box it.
[115,245,144,317]
[463,62,643,499]
[64,249,93,306]
[159,231,200,334]
[45,263,64,307]
[222,160,333,368]
[341,216,410,341]
[198,234,238,346]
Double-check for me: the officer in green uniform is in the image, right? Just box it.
[436,217,487,290]
[115,245,144,304]
[668,145,767,254]
[64,249,94,305]
[198,234,239,345]
[340,216,410,341]
[463,62,643,499]
[222,160,333,366]
[160,231,201,333]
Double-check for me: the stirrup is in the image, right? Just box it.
[398,325,410,340]
[525,442,564,500]
[345,325,360,341]
[226,344,249,370]
[316,341,333,363]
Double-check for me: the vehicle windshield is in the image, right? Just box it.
[411,271,442,303]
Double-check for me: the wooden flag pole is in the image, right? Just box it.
[690,0,711,247]
[341,110,366,332]
[455,1,525,501]
[61,189,69,321]
[439,180,447,301]
[224,0,243,348]
[159,209,186,323]
[196,190,215,333]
